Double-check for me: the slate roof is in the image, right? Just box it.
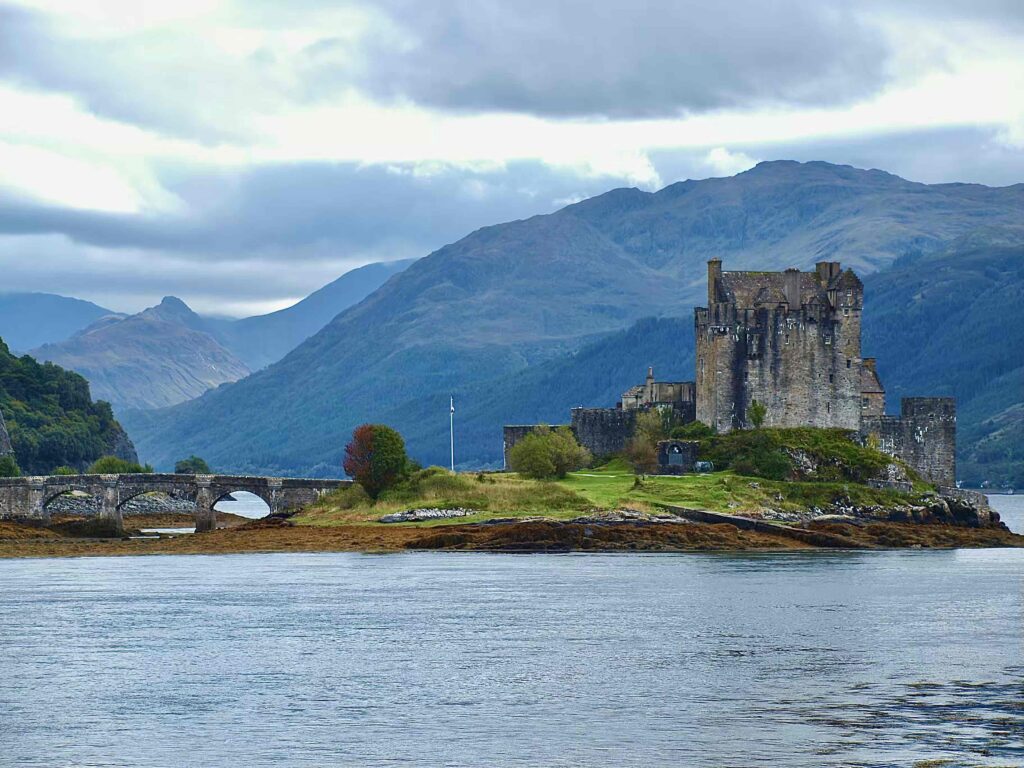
[717,268,861,309]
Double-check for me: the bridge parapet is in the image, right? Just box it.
[0,473,350,533]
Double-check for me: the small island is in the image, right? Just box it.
[0,259,1019,557]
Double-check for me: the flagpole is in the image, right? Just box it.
[449,395,455,472]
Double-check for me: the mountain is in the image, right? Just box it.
[32,297,251,412]
[209,258,415,370]
[122,161,1024,476]
[0,337,137,474]
[0,293,117,352]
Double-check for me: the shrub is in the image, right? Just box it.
[52,466,78,475]
[343,424,410,498]
[748,400,767,429]
[669,421,715,440]
[509,425,591,480]
[0,455,20,477]
[624,436,658,476]
[174,455,211,474]
[86,456,153,474]
[633,409,668,447]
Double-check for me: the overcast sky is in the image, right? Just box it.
[1,0,1022,316]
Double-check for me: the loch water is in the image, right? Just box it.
[0,499,1022,768]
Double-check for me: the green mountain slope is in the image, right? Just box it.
[0,338,137,475]
[123,161,1024,476]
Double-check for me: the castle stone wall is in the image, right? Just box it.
[696,262,864,432]
[861,397,956,487]
[570,408,637,459]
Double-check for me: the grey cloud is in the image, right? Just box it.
[0,160,626,255]
[335,0,894,118]
[0,4,275,141]
[0,160,638,313]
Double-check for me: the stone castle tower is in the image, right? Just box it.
[695,259,869,432]
[693,258,956,486]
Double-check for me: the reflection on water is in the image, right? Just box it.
[0,548,1022,767]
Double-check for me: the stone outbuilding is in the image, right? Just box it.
[656,440,699,475]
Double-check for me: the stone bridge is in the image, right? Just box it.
[0,473,350,534]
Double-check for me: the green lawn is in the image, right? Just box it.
[295,459,921,528]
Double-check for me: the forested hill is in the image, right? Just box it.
[0,338,137,475]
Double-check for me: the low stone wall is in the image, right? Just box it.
[571,408,637,459]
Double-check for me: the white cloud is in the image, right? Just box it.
[703,148,758,177]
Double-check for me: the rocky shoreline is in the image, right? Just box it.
[0,509,1020,558]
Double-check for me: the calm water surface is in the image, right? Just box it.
[0,500,1022,768]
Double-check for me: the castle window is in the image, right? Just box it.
[829,373,834,383]
[846,359,851,368]
[827,402,831,413]
[862,397,870,406]
[843,308,850,316]
[784,334,790,344]
[824,335,831,345]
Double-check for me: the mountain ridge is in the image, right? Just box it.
[120,161,1024,478]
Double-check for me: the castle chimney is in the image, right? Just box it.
[783,267,801,309]
[816,261,841,285]
[862,357,877,374]
[708,259,722,305]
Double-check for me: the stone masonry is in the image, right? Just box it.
[861,398,957,486]
[696,259,865,432]
[0,473,349,534]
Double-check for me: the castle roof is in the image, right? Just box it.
[717,266,860,309]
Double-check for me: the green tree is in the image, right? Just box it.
[175,455,211,474]
[634,409,668,448]
[509,425,591,480]
[87,455,153,474]
[669,421,715,440]
[52,466,78,475]
[0,455,20,477]
[624,436,658,476]
[343,424,409,498]
[748,400,767,429]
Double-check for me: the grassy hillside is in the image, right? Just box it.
[0,338,137,474]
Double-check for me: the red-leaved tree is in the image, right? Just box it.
[343,424,408,498]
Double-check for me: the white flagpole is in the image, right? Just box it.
[449,395,455,472]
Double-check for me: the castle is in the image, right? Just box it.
[504,259,957,486]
